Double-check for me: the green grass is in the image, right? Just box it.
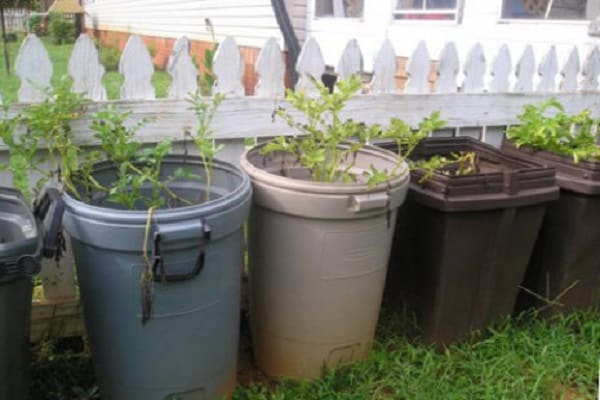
[30,309,600,400]
[0,34,171,103]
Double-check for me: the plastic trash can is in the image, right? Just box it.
[241,144,410,380]
[380,137,559,347]
[62,156,251,400]
[503,140,600,314]
[0,188,64,400]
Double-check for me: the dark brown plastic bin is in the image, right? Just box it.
[379,137,559,347]
[502,140,600,314]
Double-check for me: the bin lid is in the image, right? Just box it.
[379,137,559,212]
[501,140,600,195]
[0,188,40,281]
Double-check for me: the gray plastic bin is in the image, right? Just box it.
[0,188,63,400]
[62,156,251,400]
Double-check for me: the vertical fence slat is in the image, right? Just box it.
[213,36,245,96]
[536,46,558,92]
[580,46,600,92]
[295,37,325,95]
[462,43,486,93]
[255,37,285,98]
[167,36,198,99]
[15,34,52,102]
[489,44,511,93]
[119,35,155,100]
[69,34,107,101]
[406,41,431,94]
[337,39,363,81]
[370,39,397,95]
[514,45,535,92]
[560,46,580,92]
[436,42,459,94]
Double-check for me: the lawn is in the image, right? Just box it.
[0,34,171,103]
[30,309,600,400]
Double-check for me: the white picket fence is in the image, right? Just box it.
[2,32,600,339]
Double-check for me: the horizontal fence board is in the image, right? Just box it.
[3,93,600,151]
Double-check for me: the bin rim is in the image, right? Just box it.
[240,142,410,195]
[63,155,252,226]
[379,137,559,212]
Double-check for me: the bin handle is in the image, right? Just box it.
[152,219,211,283]
[34,188,66,260]
[349,192,389,213]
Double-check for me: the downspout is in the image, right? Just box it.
[271,0,300,85]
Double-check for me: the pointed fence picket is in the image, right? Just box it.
[1,32,600,341]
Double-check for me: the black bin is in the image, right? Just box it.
[380,137,559,347]
[503,140,600,314]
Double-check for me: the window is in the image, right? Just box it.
[314,0,364,18]
[394,0,459,21]
[501,0,598,20]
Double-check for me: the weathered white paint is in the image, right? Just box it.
[167,36,198,99]
[306,1,599,75]
[514,46,535,93]
[83,0,284,49]
[213,36,245,96]
[581,46,600,91]
[370,39,397,95]
[255,37,286,98]
[537,46,558,93]
[69,34,107,101]
[119,35,156,100]
[436,42,459,94]
[5,33,600,304]
[295,37,325,95]
[462,43,486,93]
[15,34,52,102]
[560,47,580,92]
[489,45,511,93]
[337,39,363,81]
[405,41,430,94]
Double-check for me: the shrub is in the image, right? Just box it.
[100,46,121,71]
[48,13,75,45]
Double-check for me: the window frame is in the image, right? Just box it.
[392,0,461,23]
[498,0,593,22]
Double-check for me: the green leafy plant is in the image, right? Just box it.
[412,151,479,184]
[48,13,75,45]
[261,75,446,187]
[186,91,225,201]
[507,98,600,163]
[0,77,86,204]
[200,18,218,95]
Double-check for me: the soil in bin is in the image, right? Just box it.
[380,137,559,347]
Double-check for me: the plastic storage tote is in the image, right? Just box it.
[240,144,410,380]
[502,140,600,314]
[0,188,64,400]
[62,156,251,400]
[380,137,559,347]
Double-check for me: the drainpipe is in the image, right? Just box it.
[271,0,300,85]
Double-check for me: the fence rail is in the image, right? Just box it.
[1,32,600,340]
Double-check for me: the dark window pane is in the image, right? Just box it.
[315,0,364,18]
[426,0,457,9]
[396,0,425,10]
[502,0,588,20]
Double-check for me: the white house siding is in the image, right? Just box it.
[286,0,308,43]
[306,0,600,83]
[83,0,284,49]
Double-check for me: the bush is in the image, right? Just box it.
[28,15,45,36]
[48,13,75,45]
[100,46,122,71]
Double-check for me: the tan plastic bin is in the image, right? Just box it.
[240,144,410,380]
